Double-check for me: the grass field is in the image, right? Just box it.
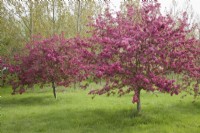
[0,85,200,133]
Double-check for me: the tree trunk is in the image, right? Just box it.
[76,0,81,34]
[136,89,141,113]
[52,0,55,35]
[29,0,33,41]
[52,81,56,99]
[1,69,5,87]
[0,70,3,87]
[74,82,76,89]
[198,29,200,86]
[100,78,102,85]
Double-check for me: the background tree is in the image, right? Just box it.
[0,0,24,57]
[194,18,200,98]
[168,0,200,98]
[87,3,199,113]
[1,0,104,57]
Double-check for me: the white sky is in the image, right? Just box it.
[109,0,200,18]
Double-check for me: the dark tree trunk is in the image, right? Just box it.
[2,79,5,87]
[1,70,5,87]
[136,89,141,114]
[52,81,56,99]
[74,82,76,89]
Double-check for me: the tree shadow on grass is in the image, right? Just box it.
[1,99,200,133]
[168,101,200,115]
[23,104,198,133]
[0,95,61,107]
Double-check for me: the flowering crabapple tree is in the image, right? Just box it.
[87,3,200,113]
[8,34,88,98]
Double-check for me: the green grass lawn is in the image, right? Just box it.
[0,85,200,133]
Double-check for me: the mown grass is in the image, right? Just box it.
[0,85,200,133]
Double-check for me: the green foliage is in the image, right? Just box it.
[0,0,104,57]
[0,1,24,57]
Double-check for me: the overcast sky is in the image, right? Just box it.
[109,0,200,18]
